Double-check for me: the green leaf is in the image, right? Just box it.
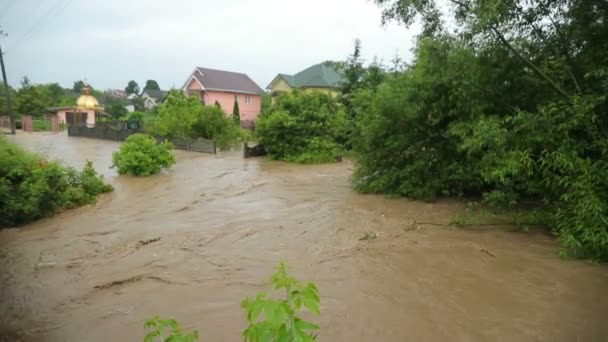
[294,318,320,331]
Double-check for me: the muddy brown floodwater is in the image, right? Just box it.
[1,132,607,342]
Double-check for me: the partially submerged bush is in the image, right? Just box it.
[111,134,175,176]
[256,91,347,163]
[0,138,112,228]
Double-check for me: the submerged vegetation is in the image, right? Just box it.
[0,137,112,228]
[348,0,608,260]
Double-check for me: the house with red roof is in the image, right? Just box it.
[182,67,265,123]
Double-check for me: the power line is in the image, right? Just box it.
[6,0,74,53]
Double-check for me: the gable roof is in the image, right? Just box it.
[143,89,167,101]
[185,67,265,95]
[268,62,344,89]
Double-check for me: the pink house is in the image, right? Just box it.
[182,67,264,122]
[49,107,96,126]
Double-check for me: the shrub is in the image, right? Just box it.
[0,138,112,228]
[128,111,144,122]
[351,34,608,260]
[111,134,175,176]
[233,100,240,125]
[256,91,348,163]
[148,90,247,149]
[190,105,247,149]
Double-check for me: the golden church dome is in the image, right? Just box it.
[76,84,102,110]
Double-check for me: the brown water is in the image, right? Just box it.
[1,132,607,341]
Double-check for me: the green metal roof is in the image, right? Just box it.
[270,62,343,89]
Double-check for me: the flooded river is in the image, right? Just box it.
[1,132,607,341]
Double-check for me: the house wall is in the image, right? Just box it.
[302,87,341,98]
[144,98,156,109]
[270,77,340,100]
[56,109,96,126]
[206,91,262,121]
[188,78,203,90]
[271,78,293,92]
[184,79,262,121]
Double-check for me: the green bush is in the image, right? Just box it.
[148,90,246,149]
[127,111,144,122]
[190,105,247,149]
[351,34,608,259]
[111,134,175,176]
[256,91,348,163]
[0,138,112,228]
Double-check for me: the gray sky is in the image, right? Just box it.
[0,0,419,90]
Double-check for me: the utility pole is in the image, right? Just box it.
[0,29,15,134]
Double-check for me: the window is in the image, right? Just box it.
[245,96,252,104]
[234,95,239,102]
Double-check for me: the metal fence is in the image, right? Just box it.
[67,123,216,154]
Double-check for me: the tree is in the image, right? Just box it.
[46,83,64,101]
[143,80,160,92]
[354,0,608,259]
[105,99,128,119]
[147,90,201,138]
[148,90,245,149]
[256,91,348,163]
[133,96,145,112]
[0,83,16,116]
[261,93,272,113]
[340,40,386,119]
[73,80,86,94]
[342,39,365,101]
[372,0,605,98]
[125,80,140,95]
[232,100,240,125]
[214,100,221,108]
[15,76,53,117]
[41,83,70,107]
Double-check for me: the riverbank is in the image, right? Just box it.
[1,132,607,341]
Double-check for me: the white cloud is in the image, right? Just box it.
[2,0,419,89]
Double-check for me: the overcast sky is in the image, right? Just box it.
[0,0,419,90]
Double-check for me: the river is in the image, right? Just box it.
[1,132,607,341]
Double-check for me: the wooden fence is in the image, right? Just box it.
[67,124,216,154]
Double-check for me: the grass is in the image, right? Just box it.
[448,202,552,232]
[32,119,52,131]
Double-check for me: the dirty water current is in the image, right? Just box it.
[1,132,607,341]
